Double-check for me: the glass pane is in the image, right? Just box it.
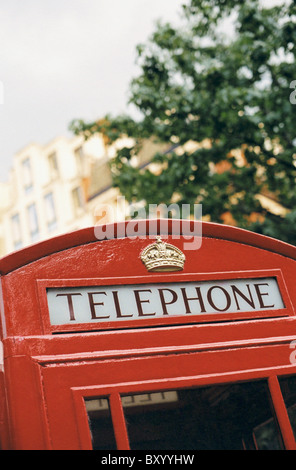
[122,381,283,450]
[278,375,296,440]
[85,397,116,450]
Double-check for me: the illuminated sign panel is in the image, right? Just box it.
[47,277,284,326]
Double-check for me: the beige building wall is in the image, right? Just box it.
[0,134,122,256]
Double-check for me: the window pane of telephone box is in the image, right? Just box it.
[85,397,116,450]
[278,375,296,440]
[122,383,283,450]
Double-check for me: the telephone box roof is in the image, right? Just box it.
[0,219,295,275]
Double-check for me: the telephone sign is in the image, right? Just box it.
[47,276,284,326]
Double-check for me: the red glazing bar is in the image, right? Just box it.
[268,375,296,450]
[109,393,130,450]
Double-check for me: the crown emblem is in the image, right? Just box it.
[140,236,185,272]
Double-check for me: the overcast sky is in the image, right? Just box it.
[0,0,184,181]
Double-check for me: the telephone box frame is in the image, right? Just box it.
[0,219,296,450]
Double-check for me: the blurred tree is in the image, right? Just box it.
[70,0,296,244]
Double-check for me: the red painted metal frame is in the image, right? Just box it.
[268,376,296,450]
[38,327,296,450]
[36,268,293,334]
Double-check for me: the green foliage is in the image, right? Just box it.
[70,0,296,245]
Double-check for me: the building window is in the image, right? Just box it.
[72,186,84,214]
[74,146,84,173]
[44,192,57,232]
[22,157,33,193]
[48,152,58,179]
[11,214,22,249]
[27,203,39,242]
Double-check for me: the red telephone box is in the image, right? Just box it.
[0,219,296,450]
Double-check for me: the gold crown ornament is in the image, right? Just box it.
[140,236,185,272]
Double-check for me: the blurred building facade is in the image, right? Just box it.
[0,133,287,257]
[0,133,166,257]
[0,134,120,256]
